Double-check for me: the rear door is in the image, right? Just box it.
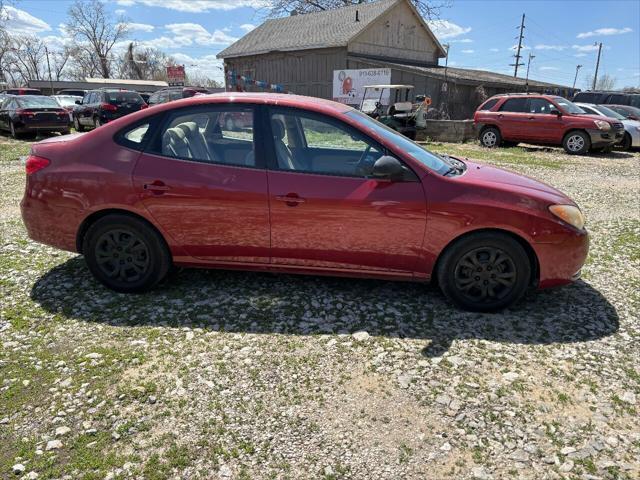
[265,107,427,274]
[497,97,530,140]
[78,92,94,125]
[132,104,271,263]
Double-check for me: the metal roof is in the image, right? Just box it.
[218,0,446,59]
[364,85,415,89]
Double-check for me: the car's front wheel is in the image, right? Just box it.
[83,214,171,293]
[563,130,590,155]
[619,132,632,151]
[437,232,531,312]
[479,127,501,148]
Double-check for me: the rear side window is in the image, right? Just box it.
[606,94,628,105]
[105,92,143,105]
[499,98,528,112]
[115,115,161,151]
[478,98,499,111]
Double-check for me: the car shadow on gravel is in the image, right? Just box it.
[31,257,619,357]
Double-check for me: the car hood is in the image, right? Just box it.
[455,158,573,204]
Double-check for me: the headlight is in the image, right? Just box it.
[594,120,611,131]
[549,205,586,230]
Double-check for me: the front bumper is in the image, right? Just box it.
[586,128,623,148]
[534,228,590,289]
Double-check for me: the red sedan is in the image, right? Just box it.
[21,93,588,311]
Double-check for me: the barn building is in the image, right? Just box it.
[217,0,572,119]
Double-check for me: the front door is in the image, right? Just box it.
[525,97,566,143]
[132,104,270,263]
[265,107,427,274]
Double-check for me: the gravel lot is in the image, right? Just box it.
[1,135,639,480]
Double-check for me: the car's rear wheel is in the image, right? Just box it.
[479,127,501,148]
[437,232,531,312]
[94,117,102,128]
[83,214,171,293]
[619,132,632,151]
[9,121,19,139]
[74,117,85,132]
[563,130,590,155]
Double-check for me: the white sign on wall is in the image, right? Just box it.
[332,68,391,106]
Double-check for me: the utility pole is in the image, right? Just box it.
[443,43,450,118]
[572,64,582,89]
[592,42,602,90]
[525,52,535,92]
[511,13,526,77]
[44,46,54,95]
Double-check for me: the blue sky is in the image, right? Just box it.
[3,0,639,89]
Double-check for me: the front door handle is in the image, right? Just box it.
[275,193,306,207]
[144,181,170,194]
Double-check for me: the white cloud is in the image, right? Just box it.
[572,44,600,52]
[489,48,500,52]
[427,20,471,39]
[115,9,127,15]
[240,23,256,33]
[126,22,155,33]
[164,23,238,46]
[534,44,567,51]
[449,38,472,44]
[539,66,559,71]
[577,27,632,38]
[115,0,265,12]
[574,53,587,58]
[461,49,474,54]
[0,6,51,34]
[171,52,225,83]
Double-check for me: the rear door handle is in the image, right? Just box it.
[275,194,306,206]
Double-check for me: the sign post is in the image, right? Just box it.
[167,65,186,87]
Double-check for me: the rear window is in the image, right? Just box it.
[499,98,528,112]
[17,96,61,108]
[478,98,499,111]
[105,92,144,105]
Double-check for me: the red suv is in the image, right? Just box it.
[474,94,624,154]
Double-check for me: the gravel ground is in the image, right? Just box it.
[1,135,639,480]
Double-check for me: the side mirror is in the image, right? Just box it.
[550,108,562,116]
[75,100,81,105]
[372,156,405,182]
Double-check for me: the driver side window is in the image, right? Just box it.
[269,110,383,177]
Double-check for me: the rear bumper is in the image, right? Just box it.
[21,192,80,253]
[16,122,70,132]
[534,228,589,289]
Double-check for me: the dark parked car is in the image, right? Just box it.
[147,86,209,106]
[573,90,640,108]
[20,93,589,312]
[1,87,42,96]
[606,104,640,121]
[474,93,624,154]
[73,89,147,131]
[139,92,151,104]
[0,95,70,138]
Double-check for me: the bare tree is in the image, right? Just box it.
[186,72,223,88]
[264,0,450,19]
[1,34,48,84]
[121,42,175,81]
[65,0,128,78]
[586,73,616,91]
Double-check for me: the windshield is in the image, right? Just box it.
[105,92,143,104]
[591,104,626,120]
[553,97,586,114]
[17,96,61,108]
[346,110,450,175]
[54,96,81,107]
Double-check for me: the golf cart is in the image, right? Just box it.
[360,84,417,139]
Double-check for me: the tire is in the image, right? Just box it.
[620,133,632,151]
[479,127,501,148]
[73,117,85,132]
[437,232,531,312]
[60,129,71,136]
[562,130,590,155]
[94,117,102,128]
[83,214,171,293]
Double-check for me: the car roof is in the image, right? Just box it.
[167,92,354,114]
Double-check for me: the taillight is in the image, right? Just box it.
[100,103,118,112]
[56,110,68,117]
[16,109,35,118]
[140,103,149,109]
[25,155,50,175]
